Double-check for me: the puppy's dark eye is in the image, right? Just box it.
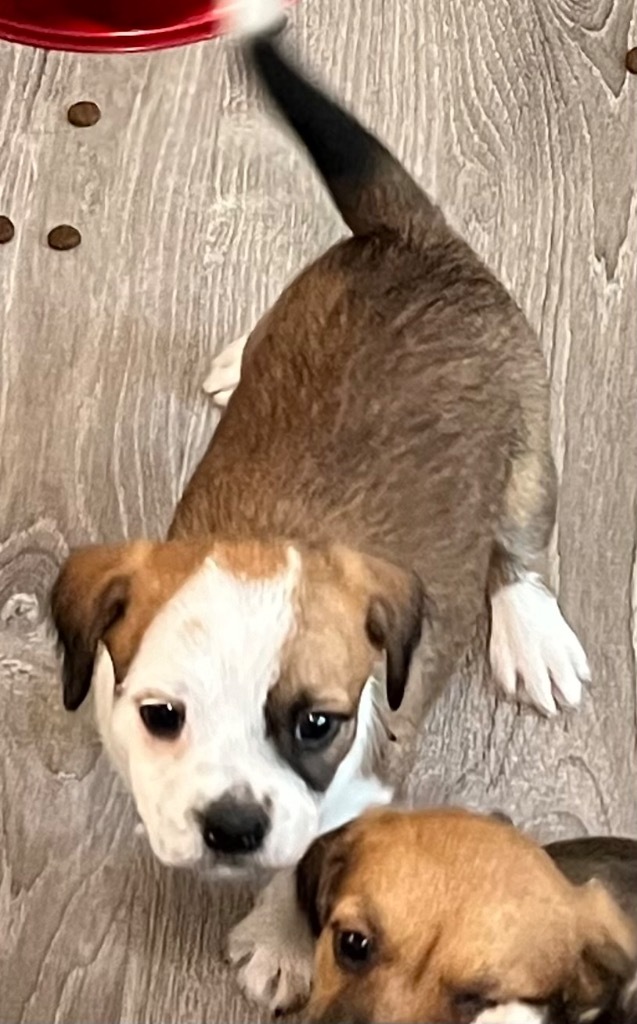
[139,701,185,739]
[335,930,374,971]
[294,710,342,749]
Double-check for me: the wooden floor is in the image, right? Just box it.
[1,1,636,1020]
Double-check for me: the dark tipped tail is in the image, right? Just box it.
[247,36,441,242]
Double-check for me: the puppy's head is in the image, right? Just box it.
[51,539,423,872]
[297,808,637,1024]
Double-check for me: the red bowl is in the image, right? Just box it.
[0,1,291,52]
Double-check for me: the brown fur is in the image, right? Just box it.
[297,809,637,1024]
[260,547,426,790]
[169,220,555,725]
[279,547,426,713]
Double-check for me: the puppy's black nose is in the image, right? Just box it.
[200,799,270,855]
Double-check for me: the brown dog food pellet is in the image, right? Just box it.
[0,215,15,244]
[67,100,101,127]
[627,48,637,74]
[47,224,81,251]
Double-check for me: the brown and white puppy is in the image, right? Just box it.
[50,0,589,1011]
[297,808,637,1024]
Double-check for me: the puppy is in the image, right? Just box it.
[296,808,637,1024]
[50,0,589,1011]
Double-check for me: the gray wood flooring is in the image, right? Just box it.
[1,1,636,1020]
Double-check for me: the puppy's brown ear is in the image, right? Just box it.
[365,567,427,712]
[489,810,514,826]
[297,825,350,937]
[50,543,148,711]
[565,880,637,1016]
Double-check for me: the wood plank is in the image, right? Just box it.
[1,0,636,1019]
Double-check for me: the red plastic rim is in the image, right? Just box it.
[0,1,293,53]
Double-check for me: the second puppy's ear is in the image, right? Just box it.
[562,880,637,1019]
[489,810,514,826]
[296,825,352,937]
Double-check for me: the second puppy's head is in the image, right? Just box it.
[297,808,637,1024]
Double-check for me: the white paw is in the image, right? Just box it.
[475,1001,546,1024]
[202,333,249,407]
[489,573,590,716]
[227,874,314,1013]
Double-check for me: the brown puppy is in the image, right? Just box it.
[51,11,589,1012]
[297,808,637,1024]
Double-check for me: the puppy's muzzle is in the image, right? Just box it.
[199,796,270,856]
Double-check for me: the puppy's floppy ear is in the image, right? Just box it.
[564,880,637,1016]
[50,542,148,711]
[365,564,427,712]
[297,825,351,937]
[489,810,514,826]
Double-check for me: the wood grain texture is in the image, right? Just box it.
[1,0,636,1020]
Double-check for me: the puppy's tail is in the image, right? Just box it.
[226,0,442,242]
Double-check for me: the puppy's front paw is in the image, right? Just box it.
[228,893,314,1013]
[202,333,249,407]
[475,1002,546,1024]
[489,573,590,716]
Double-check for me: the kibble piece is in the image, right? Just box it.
[67,100,101,127]
[0,215,15,244]
[626,48,637,75]
[47,225,81,251]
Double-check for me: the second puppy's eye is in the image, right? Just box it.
[334,929,374,971]
[139,701,185,739]
[294,711,343,749]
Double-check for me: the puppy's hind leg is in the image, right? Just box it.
[488,438,590,716]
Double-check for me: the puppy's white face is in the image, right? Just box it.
[53,538,423,875]
[95,553,328,871]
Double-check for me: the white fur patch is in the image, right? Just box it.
[474,1002,546,1024]
[489,572,590,716]
[318,681,393,834]
[225,0,286,39]
[202,333,248,407]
